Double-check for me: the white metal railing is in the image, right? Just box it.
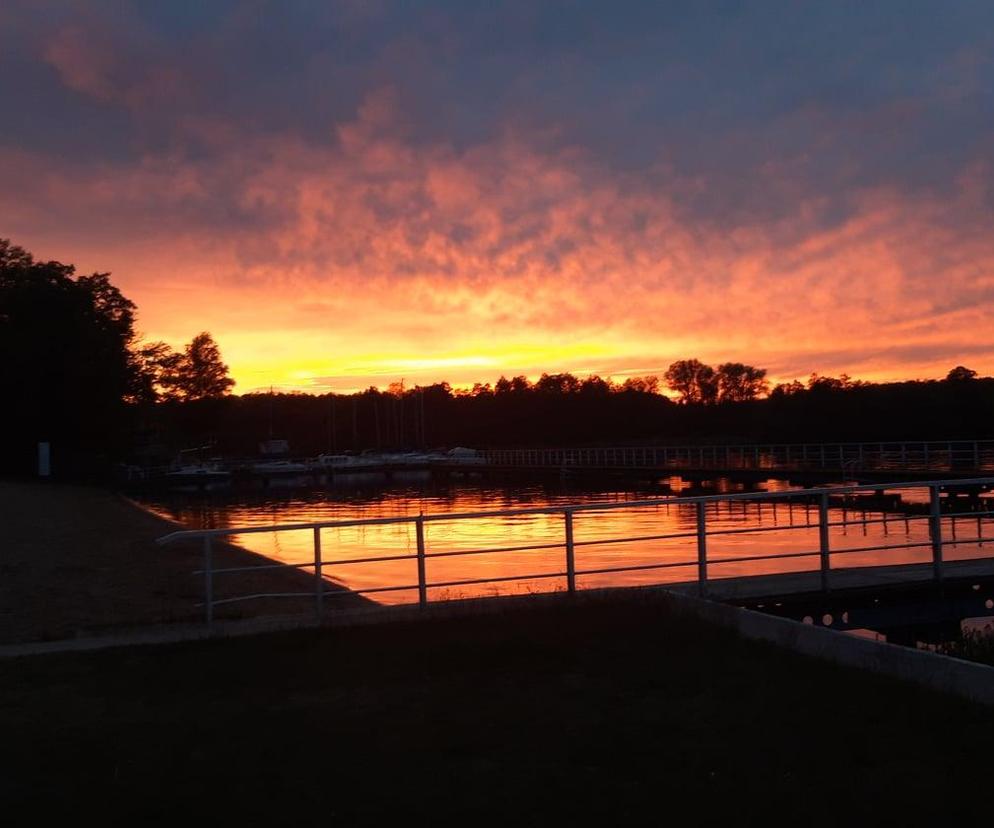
[156,477,994,627]
[482,440,994,473]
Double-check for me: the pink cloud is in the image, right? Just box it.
[3,87,993,391]
[42,21,189,112]
[43,26,119,102]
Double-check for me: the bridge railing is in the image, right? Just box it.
[481,441,994,473]
[157,477,994,627]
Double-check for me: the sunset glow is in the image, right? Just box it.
[3,3,993,392]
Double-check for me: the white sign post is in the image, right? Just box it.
[37,442,51,477]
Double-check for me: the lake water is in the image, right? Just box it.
[137,473,994,606]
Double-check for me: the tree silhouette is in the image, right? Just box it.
[129,333,234,402]
[536,373,582,394]
[664,359,718,404]
[0,239,140,473]
[621,376,660,394]
[172,332,235,400]
[581,375,614,395]
[947,365,978,382]
[495,375,531,394]
[129,340,184,403]
[807,373,860,392]
[716,363,768,402]
[770,380,805,398]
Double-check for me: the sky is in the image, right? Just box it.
[2,1,993,393]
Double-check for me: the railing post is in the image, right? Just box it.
[313,526,323,620]
[696,500,708,598]
[819,492,831,594]
[416,514,427,607]
[564,510,576,593]
[929,485,943,584]
[203,535,214,627]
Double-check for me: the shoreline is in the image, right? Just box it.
[0,479,369,645]
[117,491,189,530]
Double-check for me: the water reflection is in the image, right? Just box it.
[137,477,994,605]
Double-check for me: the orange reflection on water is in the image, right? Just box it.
[140,480,994,605]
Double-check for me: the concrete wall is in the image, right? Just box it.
[660,588,994,705]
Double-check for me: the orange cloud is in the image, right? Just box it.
[3,88,993,393]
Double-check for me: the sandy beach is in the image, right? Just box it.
[0,480,368,644]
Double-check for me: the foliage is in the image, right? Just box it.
[807,372,862,392]
[0,239,234,474]
[142,365,994,461]
[134,333,234,402]
[664,359,718,404]
[176,332,235,400]
[621,375,660,394]
[663,360,768,404]
[0,239,139,473]
[770,380,805,398]
[716,362,768,403]
[947,365,979,382]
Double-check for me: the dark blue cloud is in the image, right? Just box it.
[1,0,992,228]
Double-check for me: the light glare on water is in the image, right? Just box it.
[138,477,994,605]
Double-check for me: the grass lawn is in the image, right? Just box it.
[2,592,991,825]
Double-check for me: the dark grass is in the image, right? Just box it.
[2,592,992,825]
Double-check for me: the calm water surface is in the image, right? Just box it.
[137,474,994,605]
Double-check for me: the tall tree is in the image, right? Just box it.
[128,340,184,403]
[0,239,140,473]
[172,332,235,400]
[664,359,718,404]
[716,363,769,403]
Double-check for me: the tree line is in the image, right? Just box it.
[151,367,994,464]
[4,237,994,475]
